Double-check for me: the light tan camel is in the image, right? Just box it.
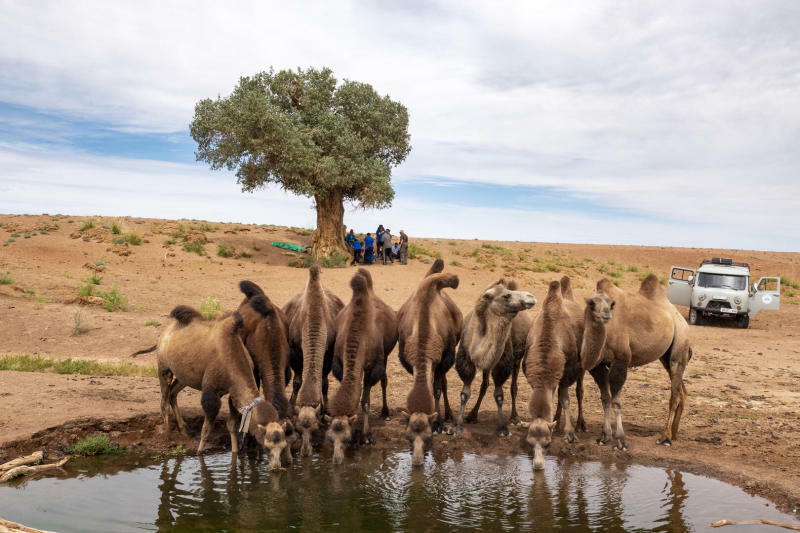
[454,279,536,435]
[154,299,290,469]
[326,269,398,463]
[581,275,692,449]
[397,260,462,466]
[283,264,345,456]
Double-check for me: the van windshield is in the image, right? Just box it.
[697,273,746,290]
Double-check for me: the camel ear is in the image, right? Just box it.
[520,421,530,429]
[322,414,332,424]
[348,414,358,426]
[257,424,266,431]
[548,420,558,431]
[428,413,439,424]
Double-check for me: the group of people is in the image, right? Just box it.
[345,224,408,266]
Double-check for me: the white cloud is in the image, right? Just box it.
[0,1,798,250]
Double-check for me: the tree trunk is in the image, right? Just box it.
[312,190,348,260]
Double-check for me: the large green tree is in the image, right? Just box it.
[190,67,411,258]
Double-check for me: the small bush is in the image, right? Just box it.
[124,233,142,246]
[11,233,20,238]
[112,237,125,245]
[200,297,221,319]
[72,310,90,336]
[144,319,160,327]
[780,276,800,290]
[0,354,156,376]
[98,285,128,312]
[85,273,103,285]
[321,249,348,268]
[79,219,96,232]
[448,241,457,246]
[69,435,122,456]
[77,282,94,297]
[111,221,122,235]
[217,243,234,258]
[184,242,205,255]
[238,251,252,258]
[93,258,106,266]
[449,260,462,267]
[626,265,639,272]
[0,271,13,285]
[163,238,177,246]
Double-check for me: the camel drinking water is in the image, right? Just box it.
[454,279,536,436]
[581,275,693,450]
[283,264,345,456]
[327,269,398,463]
[397,259,463,466]
[153,297,291,469]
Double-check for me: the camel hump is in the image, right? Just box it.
[170,305,202,325]
[356,268,374,290]
[308,264,321,280]
[232,310,244,330]
[506,279,519,291]
[425,258,445,277]
[423,272,459,293]
[597,278,614,293]
[249,294,274,317]
[544,280,563,310]
[239,280,265,299]
[639,274,662,299]
[350,272,369,296]
[560,276,574,300]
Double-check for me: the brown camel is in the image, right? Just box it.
[581,275,692,449]
[327,269,398,463]
[237,280,291,420]
[454,279,536,435]
[552,275,588,435]
[397,260,462,465]
[523,279,584,470]
[154,299,290,469]
[283,264,345,456]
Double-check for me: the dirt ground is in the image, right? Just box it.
[1,213,799,513]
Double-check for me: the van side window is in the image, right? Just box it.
[758,278,778,291]
[671,268,693,281]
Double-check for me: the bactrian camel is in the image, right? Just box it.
[581,275,692,450]
[397,259,463,466]
[327,269,398,463]
[154,298,291,469]
[455,279,536,436]
[283,264,345,455]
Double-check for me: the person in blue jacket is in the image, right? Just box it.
[351,238,362,266]
[364,233,375,264]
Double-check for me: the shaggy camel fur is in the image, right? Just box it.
[455,279,536,435]
[155,299,291,469]
[581,275,692,449]
[237,280,291,419]
[397,260,462,466]
[551,276,588,435]
[462,280,534,427]
[523,280,584,470]
[283,264,345,456]
[327,270,398,463]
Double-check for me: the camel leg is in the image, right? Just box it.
[158,367,173,431]
[558,383,577,443]
[590,365,613,445]
[492,361,512,437]
[226,397,240,454]
[576,370,587,432]
[360,382,374,445]
[380,374,390,419]
[441,374,452,421]
[454,349,476,434]
[432,373,447,434]
[197,388,221,455]
[608,361,629,451]
[658,347,689,445]
[509,354,523,424]
[290,369,301,407]
[465,372,490,423]
[168,381,187,435]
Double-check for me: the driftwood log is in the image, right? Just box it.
[711,519,800,530]
[0,517,57,533]
[0,457,69,483]
[0,452,43,473]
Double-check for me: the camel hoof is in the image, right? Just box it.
[444,425,455,436]
[577,421,587,433]
[613,442,628,451]
[360,433,376,446]
[464,413,478,424]
[432,420,444,434]
[381,408,390,419]
[564,432,577,444]
[509,415,521,426]
[658,438,672,447]
[496,426,510,437]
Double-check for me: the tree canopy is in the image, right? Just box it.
[190,66,411,213]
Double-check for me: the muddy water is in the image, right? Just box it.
[0,450,797,532]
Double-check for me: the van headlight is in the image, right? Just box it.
[698,294,706,301]
[734,297,742,305]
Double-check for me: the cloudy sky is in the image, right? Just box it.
[1,1,798,251]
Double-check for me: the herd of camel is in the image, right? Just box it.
[138,258,692,471]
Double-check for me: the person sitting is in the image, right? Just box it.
[351,239,362,266]
[345,229,356,249]
[391,244,399,260]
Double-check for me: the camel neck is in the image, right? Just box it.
[581,314,607,371]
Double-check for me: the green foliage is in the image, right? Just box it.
[238,251,252,258]
[77,282,94,297]
[780,276,799,290]
[408,243,437,260]
[0,354,157,377]
[448,241,457,246]
[0,271,12,284]
[84,273,103,285]
[217,243,234,257]
[111,221,122,235]
[124,232,142,245]
[79,219,96,232]
[112,237,125,244]
[184,242,205,255]
[154,445,188,460]
[72,310,90,336]
[69,435,122,456]
[190,66,411,209]
[449,260,462,267]
[164,239,177,246]
[144,319,160,327]
[93,258,106,266]
[200,297,221,319]
[10,233,20,238]
[320,249,348,268]
[98,285,128,312]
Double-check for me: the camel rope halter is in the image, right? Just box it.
[238,397,263,433]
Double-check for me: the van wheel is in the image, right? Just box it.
[737,315,749,329]
[689,308,702,325]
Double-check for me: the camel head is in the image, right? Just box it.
[295,404,323,457]
[585,294,615,324]
[403,412,438,467]
[250,402,289,470]
[524,418,558,471]
[326,414,357,464]
[480,280,537,319]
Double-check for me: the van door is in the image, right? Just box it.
[749,277,781,316]
[667,266,695,307]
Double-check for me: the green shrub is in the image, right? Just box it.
[124,232,141,245]
[238,251,252,258]
[69,435,122,456]
[184,242,205,255]
[79,219,96,232]
[111,221,122,235]
[200,297,221,319]
[0,354,156,377]
[449,260,462,267]
[0,271,12,284]
[11,233,20,238]
[626,265,639,272]
[780,276,800,290]
[217,243,234,257]
[77,282,94,297]
[144,319,160,327]
[321,249,348,268]
[98,285,128,312]
[93,258,106,266]
[84,273,103,285]
[112,237,125,245]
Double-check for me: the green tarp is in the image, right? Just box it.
[271,241,308,253]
